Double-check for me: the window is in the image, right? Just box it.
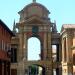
[52,44,59,62]
[32,26,38,33]
[73,54,75,65]
[32,26,38,36]
[52,45,57,62]
[11,48,17,63]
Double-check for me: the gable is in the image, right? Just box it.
[24,16,48,24]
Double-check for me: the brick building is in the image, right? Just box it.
[0,20,14,75]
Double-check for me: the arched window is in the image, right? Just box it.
[28,37,41,61]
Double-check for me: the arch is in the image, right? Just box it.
[28,64,45,75]
[27,37,41,60]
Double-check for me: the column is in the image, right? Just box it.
[47,32,52,60]
[24,33,27,60]
[46,66,53,75]
[18,34,23,61]
[43,33,47,60]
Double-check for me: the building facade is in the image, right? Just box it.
[61,24,75,75]
[11,1,75,75]
[0,20,14,75]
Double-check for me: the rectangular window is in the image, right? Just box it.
[52,45,57,62]
[52,44,60,62]
[11,48,17,63]
[73,54,75,65]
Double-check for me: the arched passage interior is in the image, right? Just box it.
[28,64,45,75]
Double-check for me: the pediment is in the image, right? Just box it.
[24,16,47,24]
[61,24,75,32]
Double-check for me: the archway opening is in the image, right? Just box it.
[52,45,57,62]
[28,37,41,61]
[28,64,45,75]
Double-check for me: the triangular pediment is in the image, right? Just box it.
[61,24,75,32]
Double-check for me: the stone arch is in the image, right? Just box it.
[28,64,45,75]
[27,36,43,60]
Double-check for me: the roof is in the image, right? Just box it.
[60,24,75,34]
[19,2,50,14]
[63,24,75,29]
[0,19,14,36]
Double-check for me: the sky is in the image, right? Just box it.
[0,0,75,60]
[0,0,75,32]
[28,37,40,60]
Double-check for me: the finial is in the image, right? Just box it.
[33,0,36,3]
[54,20,56,24]
[13,20,16,34]
[52,20,57,33]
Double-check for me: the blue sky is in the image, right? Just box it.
[28,37,40,60]
[0,0,75,60]
[0,0,75,32]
